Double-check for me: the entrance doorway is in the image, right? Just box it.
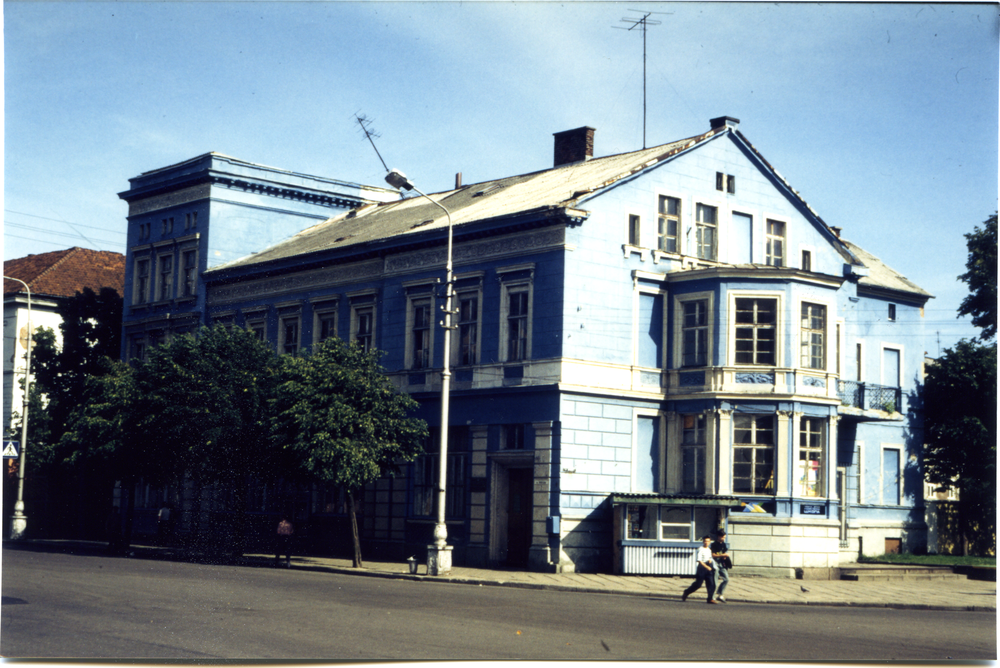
[505,468,532,567]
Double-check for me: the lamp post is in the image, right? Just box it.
[3,275,31,540]
[384,168,455,576]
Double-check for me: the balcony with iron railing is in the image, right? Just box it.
[838,380,902,416]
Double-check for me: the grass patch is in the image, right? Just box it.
[859,553,996,568]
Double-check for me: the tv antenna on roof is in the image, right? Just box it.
[353,112,390,173]
[613,9,668,149]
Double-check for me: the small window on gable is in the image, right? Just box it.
[802,250,812,272]
[627,214,641,246]
[716,172,724,191]
[726,175,736,194]
[888,304,896,321]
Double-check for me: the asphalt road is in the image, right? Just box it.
[1,544,995,660]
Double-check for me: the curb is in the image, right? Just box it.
[298,561,996,613]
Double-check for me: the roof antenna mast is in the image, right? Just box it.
[613,10,666,149]
[353,112,390,173]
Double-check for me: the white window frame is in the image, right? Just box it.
[880,343,904,388]
[657,194,682,254]
[673,291,713,369]
[632,409,666,494]
[498,266,534,363]
[728,290,784,368]
[797,416,826,498]
[765,218,787,267]
[633,284,667,369]
[880,444,903,505]
[180,247,198,298]
[406,293,434,370]
[799,300,831,371]
[694,202,719,261]
[156,252,174,302]
[732,413,776,496]
[244,308,267,341]
[133,256,151,305]
[626,211,642,247]
[351,303,376,353]
[681,413,707,494]
[454,287,482,367]
[278,314,301,355]
[312,299,339,345]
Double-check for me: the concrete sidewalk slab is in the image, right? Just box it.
[281,553,996,613]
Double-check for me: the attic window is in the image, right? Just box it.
[888,304,896,321]
[411,219,434,229]
[473,184,503,197]
[717,172,736,194]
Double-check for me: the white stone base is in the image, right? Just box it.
[427,545,453,575]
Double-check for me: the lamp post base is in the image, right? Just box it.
[10,513,26,540]
[426,544,453,576]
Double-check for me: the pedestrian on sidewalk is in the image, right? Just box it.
[711,528,732,602]
[275,516,294,568]
[682,535,717,604]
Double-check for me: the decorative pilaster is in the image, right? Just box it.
[529,421,556,572]
[715,409,733,495]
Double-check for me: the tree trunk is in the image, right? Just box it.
[349,490,363,568]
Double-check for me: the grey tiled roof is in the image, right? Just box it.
[208,131,715,271]
[841,239,933,299]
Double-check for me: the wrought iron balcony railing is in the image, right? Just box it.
[837,380,902,413]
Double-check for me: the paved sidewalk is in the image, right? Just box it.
[275,553,996,612]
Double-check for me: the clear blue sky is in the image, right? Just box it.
[4,1,997,354]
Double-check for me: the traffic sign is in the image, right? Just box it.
[3,441,19,459]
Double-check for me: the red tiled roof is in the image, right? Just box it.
[3,247,125,299]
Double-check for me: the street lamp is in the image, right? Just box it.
[384,168,455,576]
[3,275,32,540]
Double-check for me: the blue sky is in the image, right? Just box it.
[3,1,997,354]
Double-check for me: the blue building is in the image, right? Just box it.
[123,119,932,576]
[117,152,398,359]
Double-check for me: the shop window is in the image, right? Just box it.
[733,414,775,495]
[798,418,824,497]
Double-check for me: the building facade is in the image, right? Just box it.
[122,118,932,576]
[3,248,125,435]
[117,152,399,360]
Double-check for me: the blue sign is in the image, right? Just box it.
[3,441,20,459]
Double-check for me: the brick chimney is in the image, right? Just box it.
[553,127,595,167]
[710,116,740,131]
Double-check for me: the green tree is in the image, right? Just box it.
[134,325,280,555]
[272,337,427,567]
[923,340,996,555]
[957,213,997,341]
[15,287,124,538]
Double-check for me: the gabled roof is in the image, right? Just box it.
[841,239,933,300]
[210,126,738,272]
[206,122,857,275]
[3,247,125,299]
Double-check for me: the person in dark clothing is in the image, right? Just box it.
[711,528,733,602]
[681,535,717,604]
[275,516,294,567]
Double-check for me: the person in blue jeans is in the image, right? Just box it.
[711,528,732,602]
[681,535,717,604]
